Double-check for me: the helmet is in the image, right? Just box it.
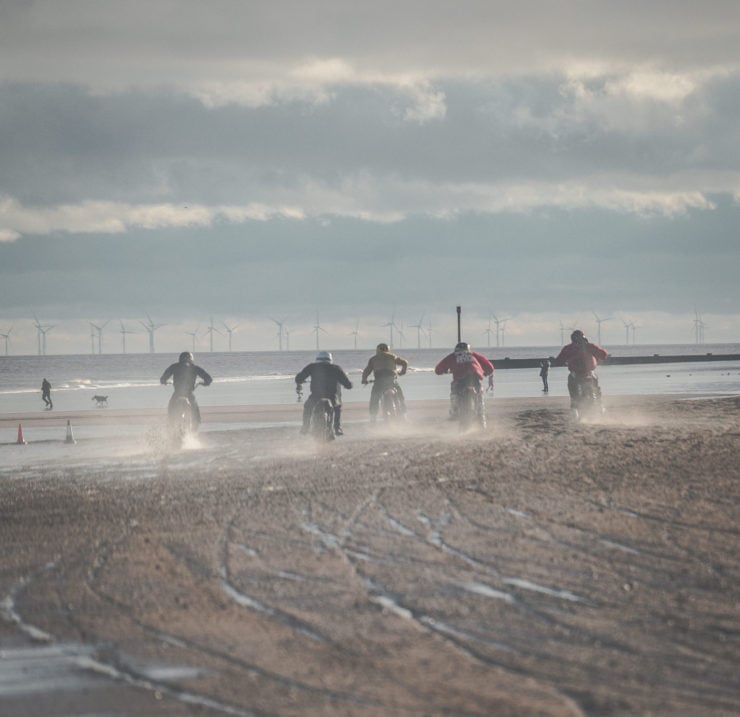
[455,341,470,352]
[376,343,389,353]
[179,351,193,364]
[570,330,585,342]
[316,351,333,363]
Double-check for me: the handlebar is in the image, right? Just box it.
[161,380,208,388]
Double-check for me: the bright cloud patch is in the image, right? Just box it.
[189,56,447,123]
[0,177,717,241]
[0,196,305,239]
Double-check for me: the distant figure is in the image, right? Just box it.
[41,378,52,409]
[361,343,408,421]
[551,330,608,407]
[295,351,353,436]
[160,351,212,429]
[539,359,550,393]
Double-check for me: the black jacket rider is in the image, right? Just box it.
[295,361,352,404]
[295,354,353,434]
[160,352,212,427]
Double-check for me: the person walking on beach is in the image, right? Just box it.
[435,342,494,419]
[41,377,53,409]
[551,330,608,407]
[295,351,353,436]
[539,359,550,393]
[160,351,212,429]
[361,343,408,422]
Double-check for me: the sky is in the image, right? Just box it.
[1,0,739,354]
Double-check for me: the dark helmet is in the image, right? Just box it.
[179,351,193,364]
[376,342,389,353]
[570,330,585,342]
[455,341,470,352]
[316,351,333,363]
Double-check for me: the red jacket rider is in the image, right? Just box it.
[435,342,494,384]
[552,330,608,377]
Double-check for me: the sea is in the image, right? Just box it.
[2,344,740,416]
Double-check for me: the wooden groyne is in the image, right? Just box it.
[490,354,740,370]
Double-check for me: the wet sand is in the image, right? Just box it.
[1,394,739,716]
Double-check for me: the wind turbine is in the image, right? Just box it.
[426,318,434,348]
[313,313,328,350]
[0,326,12,355]
[396,321,407,349]
[693,311,705,344]
[33,315,45,355]
[382,312,399,348]
[33,315,55,355]
[559,321,566,344]
[630,321,640,345]
[499,317,510,347]
[185,326,200,352]
[140,313,164,354]
[223,321,238,351]
[119,320,135,354]
[33,315,43,355]
[89,320,109,354]
[269,317,287,351]
[349,320,360,349]
[205,316,222,352]
[621,318,631,345]
[483,316,495,348]
[40,324,54,355]
[592,311,611,345]
[491,314,509,347]
[410,314,426,349]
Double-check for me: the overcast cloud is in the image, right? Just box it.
[0,0,739,353]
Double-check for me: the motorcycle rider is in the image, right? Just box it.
[551,330,608,408]
[435,342,494,421]
[295,351,353,436]
[160,351,213,429]
[361,343,408,421]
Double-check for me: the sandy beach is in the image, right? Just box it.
[1,394,738,716]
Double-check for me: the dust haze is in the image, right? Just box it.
[1,395,738,715]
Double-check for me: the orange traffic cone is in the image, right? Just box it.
[65,419,76,445]
[16,423,27,445]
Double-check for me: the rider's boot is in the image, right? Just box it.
[449,393,458,419]
[476,394,487,428]
[333,406,344,435]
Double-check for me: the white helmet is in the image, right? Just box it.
[316,351,333,363]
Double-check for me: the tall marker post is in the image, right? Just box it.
[456,306,462,343]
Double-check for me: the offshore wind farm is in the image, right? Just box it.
[0,309,733,357]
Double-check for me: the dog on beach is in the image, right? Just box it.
[92,395,108,407]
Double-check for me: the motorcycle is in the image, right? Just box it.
[570,371,603,421]
[447,374,487,431]
[310,398,335,442]
[297,386,336,443]
[455,375,487,431]
[369,374,404,422]
[165,382,204,446]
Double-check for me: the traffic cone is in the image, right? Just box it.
[16,423,27,445]
[65,419,76,445]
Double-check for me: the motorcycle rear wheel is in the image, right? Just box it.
[310,400,335,442]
